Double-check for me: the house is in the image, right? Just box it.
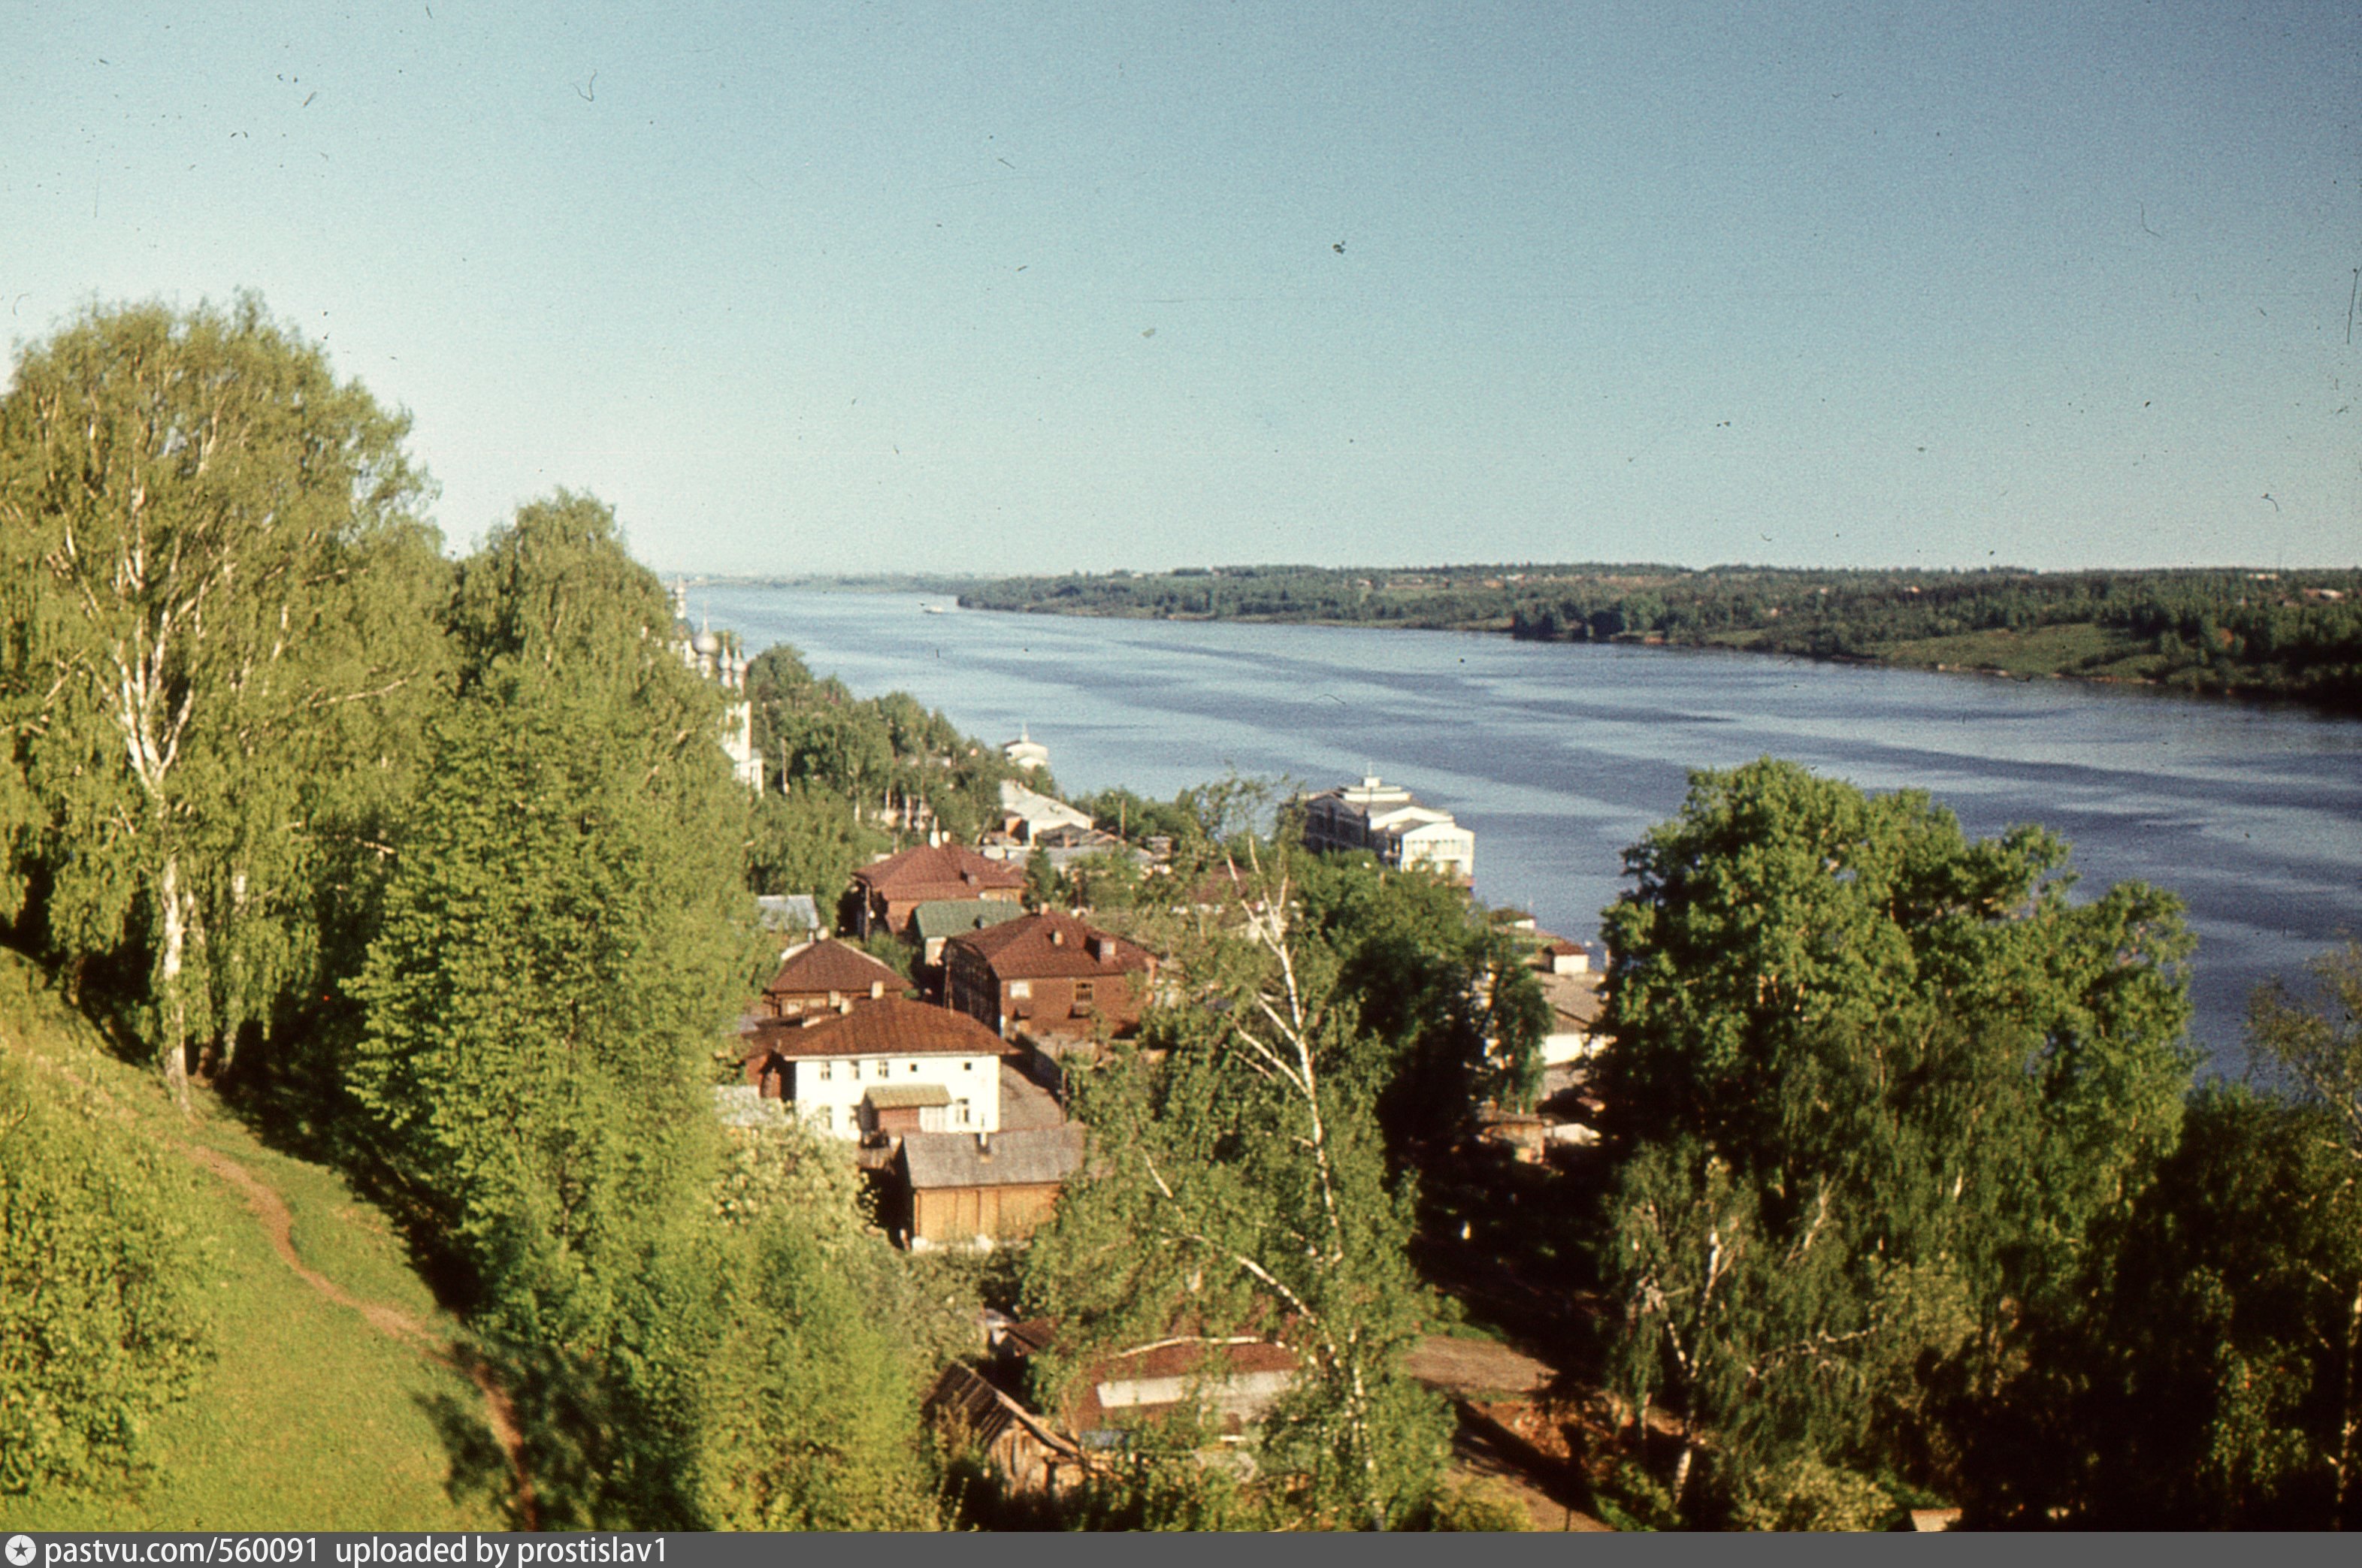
[895,1124,1087,1249]
[1529,934,1604,1067]
[913,898,1027,967]
[923,1363,1082,1498]
[942,911,1157,1042]
[759,938,906,1020]
[1296,774,1475,884]
[994,1319,1300,1445]
[736,995,1010,1140]
[754,893,822,944]
[999,778,1094,842]
[851,843,1027,938]
[1002,727,1051,772]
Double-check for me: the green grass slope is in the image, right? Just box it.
[0,951,501,1530]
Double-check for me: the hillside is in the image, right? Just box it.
[0,950,512,1530]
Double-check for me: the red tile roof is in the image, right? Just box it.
[764,938,906,998]
[945,911,1154,981]
[742,995,1011,1060]
[853,843,1025,898]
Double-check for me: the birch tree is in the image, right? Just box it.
[1022,838,1450,1529]
[0,295,444,1101]
[1596,759,2194,1521]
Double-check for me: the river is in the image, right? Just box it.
[701,586,2362,1071]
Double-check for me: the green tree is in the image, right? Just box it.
[1024,842,1451,1529]
[742,789,882,905]
[1595,758,2194,1520]
[2067,1083,2361,1528]
[2242,941,2362,1527]
[348,492,752,1301]
[0,295,447,1101]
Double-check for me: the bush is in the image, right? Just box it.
[0,1052,211,1493]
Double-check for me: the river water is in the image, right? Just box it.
[703,586,2362,1071]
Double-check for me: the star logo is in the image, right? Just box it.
[6,1534,36,1566]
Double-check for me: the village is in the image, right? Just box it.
[689,579,1617,1520]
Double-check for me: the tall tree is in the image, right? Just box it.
[1024,839,1451,1529]
[348,492,752,1297]
[1594,758,2194,1521]
[2244,941,2362,1527]
[346,495,782,1527]
[0,295,446,1101]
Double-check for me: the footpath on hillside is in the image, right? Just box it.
[20,1039,535,1527]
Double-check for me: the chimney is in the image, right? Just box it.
[975,1132,992,1159]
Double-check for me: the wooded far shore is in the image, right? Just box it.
[712,564,2362,716]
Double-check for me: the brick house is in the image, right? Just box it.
[851,843,1026,938]
[942,911,1156,1041]
[758,938,906,1020]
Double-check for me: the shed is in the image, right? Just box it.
[898,1125,1086,1249]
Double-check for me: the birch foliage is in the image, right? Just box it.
[1024,841,1450,1529]
[0,296,445,1097]
[1597,759,2195,1518]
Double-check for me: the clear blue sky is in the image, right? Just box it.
[6,2,2355,575]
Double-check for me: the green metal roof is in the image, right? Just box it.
[913,899,1027,941]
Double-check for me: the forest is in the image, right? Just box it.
[4,297,2360,1531]
[954,563,2362,712]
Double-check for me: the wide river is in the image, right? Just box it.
[704,586,2362,1073]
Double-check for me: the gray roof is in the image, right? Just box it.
[902,1125,1085,1190]
[913,899,1027,942]
[755,894,821,933]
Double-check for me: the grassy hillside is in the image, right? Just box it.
[0,950,504,1530]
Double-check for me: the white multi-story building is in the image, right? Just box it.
[1296,774,1475,883]
[736,995,1008,1141]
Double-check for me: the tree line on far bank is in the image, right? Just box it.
[4,294,2358,1531]
[956,563,2362,712]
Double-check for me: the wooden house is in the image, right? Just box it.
[759,938,905,1021]
[942,911,1156,1042]
[851,844,1025,938]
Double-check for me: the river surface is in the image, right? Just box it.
[703,586,2362,1072]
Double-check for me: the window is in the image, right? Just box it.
[1009,980,1032,999]
[909,1061,919,1074]
[818,1062,832,1082]
[870,1059,888,1079]
[955,1099,972,1126]
[1074,980,1096,1005]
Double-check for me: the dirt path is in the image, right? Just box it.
[174,1137,540,1530]
[15,1044,539,1528]
[1409,1336,1613,1531]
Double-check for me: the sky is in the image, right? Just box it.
[5,2,2356,576]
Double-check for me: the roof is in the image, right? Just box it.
[754,894,820,933]
[924,1363,1079,1463]
[945,911,1154,980]
[902,1125,1087,1189]
[853,843,1025,898]
[764,938,905,997]
[913,899,1027,943]
[863,1083,951,1110]
[743,995,1012,1060]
